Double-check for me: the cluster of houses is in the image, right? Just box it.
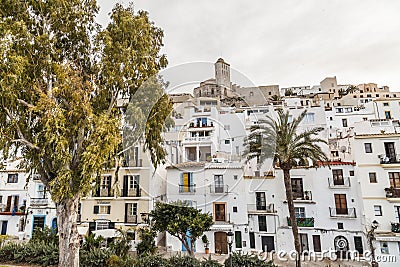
[1,58,400,266]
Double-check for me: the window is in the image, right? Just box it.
[180,172,194,193]
[332,169,344,185]
[349,170,354,176]
[93,205,111,214]
[7,174,18,183]
[233,206,238,212]
[369,173,377,183]
[383,102,389,106]
[364,143,372,153]
[233,175,238,180]
[258,215,267,231]
[334,194,348,215]
[337,222,344,229]
[214,175,224,193]
[381,242,389,254]
[385,111,392,119]
[214,203,226,221]
[389,172,400,188]
[224,139,230,144]
[342,119,348,127]
[256,192,266,210]
[125,203,137,223]
[249,92,254,97]
[336,108,343,113]
[294,207,305,218]
[249,232,255,249]
[96,221,110,230]
[291,178,304,199]
[302,113,315,124]
[330,117,333,121]
[313,235,321,252]
[374,205,383,216]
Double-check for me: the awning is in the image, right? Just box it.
[77,226,89,236]
[92,229,120,239]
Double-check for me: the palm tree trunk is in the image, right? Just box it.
[283,168,301,267]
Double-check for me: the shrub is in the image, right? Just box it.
[133,254,168,267]
[201,255,223,267]
[167,254,201,267]
[224,252,276,267]
[80,247,111,267]
[136,227,157,256]
[31,226,58,246]
[0,242,23,262]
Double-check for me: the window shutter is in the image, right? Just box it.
[89,222,96,233]
[93,205,99,214]
[107,206,111,214]
[123,175,128,197]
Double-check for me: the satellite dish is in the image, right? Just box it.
[340,146,347,153]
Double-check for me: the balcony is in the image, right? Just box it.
[328,177,351,188]
[30,198,48,206]
[329,207,356,218]
[179,184,196,194]
[122,159,143,167]
[385,187,400,198]
[182,136,212,144]
[209,185,229,194]
[380,154,400,164]
[121,188,142,197]
[99,188,113,197]
[125,215,138,224]
[247,203,276,214]
[287,217,315,227]
[291,191,314,203]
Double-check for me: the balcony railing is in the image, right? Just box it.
[125,215,137,224]
[287,217,315,227]
[122,159,143,167]
[121,188,141,197]
[380,154,400,164]
[385,187,400,198]
[247,203,276,213]
[328,177,351,188]
[329,207,356,218]
[99,188,113,197]
[183,136,212,143]
[30,198,48,206]
[179,184,196,193]
[292,190,313,201]
[209,185,229,194]
[391,222,400,233]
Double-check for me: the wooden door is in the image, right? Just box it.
[214,232,228,254]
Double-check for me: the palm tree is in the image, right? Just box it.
[345,85,359,95]
[243,109,328,267]
[269,95,282,105]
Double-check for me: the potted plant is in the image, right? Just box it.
[385,187,394,197]
[202,234,210,254]
[304,191,311,200]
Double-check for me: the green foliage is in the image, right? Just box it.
[136,227,157,256]
[150,201,213,256]
[79,247,111,267]
[201,255,223,267]
[0,241,58,267]
[133,254,168,267]
[81,233,105,251]
[167,254,201,267]
[108,229,133,259]
[31,226,59,246]
[224,252,275,267]
[0,235,8,248]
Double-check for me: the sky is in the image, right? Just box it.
[96,0,400,92]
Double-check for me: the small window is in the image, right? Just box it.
[233,175,238,180]
[385,111,392,119]
[342,119,348,127]
[337,222,344,229]
[7,174,18,183]
[369,173,377,183]
[330,117,333,121]
[294,207,306,218]
[225,139,230,144]
[374,205,382,216]
[233,206,238,213]
[349,171,354,176]
[381,242,389,254]
[383,102,389,106]
[364,143,373,153]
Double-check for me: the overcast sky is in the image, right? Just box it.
[97,0,400,91]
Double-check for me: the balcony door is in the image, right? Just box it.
[291,178,304,199]
[214,175,224,193]
[385,142,396,162]
[256,192,266,210]
[334,194,348,215]
[332,169,344,185]
[214,203,226,221]
[181,172,193,193]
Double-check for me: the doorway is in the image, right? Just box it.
[334,236,349,259]
[261,236,275,252]
[214,232,228,254]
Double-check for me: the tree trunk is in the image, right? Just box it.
[283,168,301,267]
[57,194,80,267]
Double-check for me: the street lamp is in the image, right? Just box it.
[227,231,234,267]
[368,220,379,267]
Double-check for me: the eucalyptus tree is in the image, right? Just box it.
[244,110,328,267]
[0,1,170,266]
